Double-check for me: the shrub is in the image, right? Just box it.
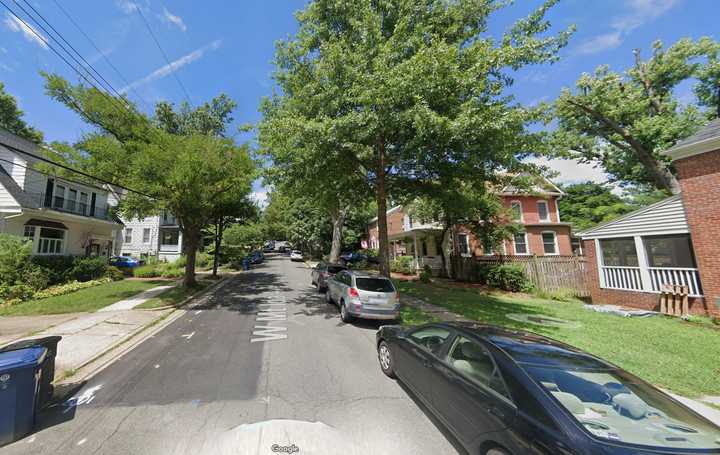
[7,284,35,301]
[195,252,211,268]
[160,265,184,278]
[32,278,111,300]
[391,256,416,275]
[24,265,50,291]
[419,265,432,283]
[31,256,76,285]
[486,264,533,292]
[67,257,108,282]
[133,264,160,278]
[104,266,126,281]
[0,234,34,287]
[173,256,187,267]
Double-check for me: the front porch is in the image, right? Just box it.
[388,228,444,276]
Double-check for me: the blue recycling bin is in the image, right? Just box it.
[0,346,47,446]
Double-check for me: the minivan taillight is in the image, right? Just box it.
[349,287,360,297]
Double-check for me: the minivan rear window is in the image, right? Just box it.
[327,265,346,273]
[356,278,395,292]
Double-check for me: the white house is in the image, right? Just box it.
[0,129,122,256]
[117,211,183,262]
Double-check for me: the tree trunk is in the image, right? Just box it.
[329,207,347,263]
[183,227,199,288]
[376,142,390,277]
[212,217,224,278]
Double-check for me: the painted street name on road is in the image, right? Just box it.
[251,291,288,343]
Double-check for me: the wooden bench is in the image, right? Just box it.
[659,284,689,316]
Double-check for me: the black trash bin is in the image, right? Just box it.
[0,346,47,446]
[0,336,61,410]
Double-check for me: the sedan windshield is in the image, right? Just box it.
[355,278,394,292]
[524,365,720,450]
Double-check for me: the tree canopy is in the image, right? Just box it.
[550,38,720,194]
[0,82,43,143]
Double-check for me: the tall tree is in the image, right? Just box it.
[261,0,572,276]
[558,182,634,231]
[209,196,257,277]
[43,75,255,287]
[0,82,43,143]
[550,38,720,194]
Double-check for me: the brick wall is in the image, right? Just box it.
[674,148,720,314]
[583,238,709,315]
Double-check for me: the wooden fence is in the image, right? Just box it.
[451,255,590,297]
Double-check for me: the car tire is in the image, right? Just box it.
[340,300,353,323]
[485,448,510,455]
[325,290,333,305]
[377,341,396,379]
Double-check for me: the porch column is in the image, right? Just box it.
[413,232,419,272]
[594,239,605,288]
[634,235,652,291]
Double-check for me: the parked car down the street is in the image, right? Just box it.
[339,251,379,265]
[290,250,303,261]
[310,262,347,292]
[325,270,399,322]
[109,256,141,268]
[375,321,720,455]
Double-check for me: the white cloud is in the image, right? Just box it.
[159,7,187,32]
[526,156,615,188]
[574,0,679,55]
[120,40,222,93]
[575,32,622,55]
[116,0,140,14]
[0,46,7,53]
[0,62,14,72]
[251,190,269,209]
[3,12,48,50]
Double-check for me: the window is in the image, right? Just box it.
[448,337,510,399]
[542,231,558,255]
[38,227,64,255]
[510,201,522,221]
[407,215,413,229]
[142,228,151,243]
[79,192,88,215]
[23,226,35,246]
[53,185,65,209]
[124,228,133,244]
[600,238,638,267]
[643,234,696,268]
[67,189,77,211]
[355,278,395,292]
[457,233,470,256]
[513,233,528,254]
[537,201,549,222]
[420,239,428,256]
[408,326,451,354]
[160,229,179,246]
[482,239,495,256]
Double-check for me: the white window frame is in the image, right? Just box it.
[513,232,529,255]
[37,227,65,255]
[124,228,133,244]
[537,200,550,222]
[541,231,559,256]
[482,238,495,256]
[457,233,470,257]
[53,185,66,209]
[142,228,151,244]
[510,200,523,222]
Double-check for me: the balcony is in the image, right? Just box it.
[29,192,113,221]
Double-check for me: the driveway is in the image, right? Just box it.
[3,254,460,455]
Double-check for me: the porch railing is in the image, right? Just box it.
[649,267,702,297]
[601,265,702,297]
[601,266,643,291]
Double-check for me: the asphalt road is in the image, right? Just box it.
[4,254,461,455]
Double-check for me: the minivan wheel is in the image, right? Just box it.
[377,341,396,378]
[340,301,353,323]
[325,290,333,304]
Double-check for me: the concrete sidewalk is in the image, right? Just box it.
[400,294,720,426]
[98,282,177,312]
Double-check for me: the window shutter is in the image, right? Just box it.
[90,192,97,216]
[44,179,54,207]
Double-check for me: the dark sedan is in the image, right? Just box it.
[310,262,347,292]
[376,322,720,455]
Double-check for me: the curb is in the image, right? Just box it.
[55,275,237,386]
[137,275,232,311]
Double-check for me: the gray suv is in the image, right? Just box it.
[325,270,400,322]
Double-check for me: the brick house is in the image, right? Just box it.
[366,178,574,276]
[579,119,720,316]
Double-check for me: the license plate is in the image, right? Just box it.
[368,298,387,305]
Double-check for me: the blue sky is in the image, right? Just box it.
[1,0,718,203]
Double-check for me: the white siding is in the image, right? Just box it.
[119,216,160,257]
[23,167,47,197]
[0,146,27,188]
[580,195,689,239]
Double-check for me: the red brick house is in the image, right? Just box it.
[579,119,720,316]
[366,178,574,276]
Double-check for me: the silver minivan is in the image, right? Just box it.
[325,270,400,322]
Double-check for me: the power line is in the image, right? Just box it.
[135,6,193,106]
[0,0,131,120]
[0,139,155,198]
[50,0,152,113]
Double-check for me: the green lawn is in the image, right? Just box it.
[137,281,211,309]
[0,280,166,316]
[397,281,720,398]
